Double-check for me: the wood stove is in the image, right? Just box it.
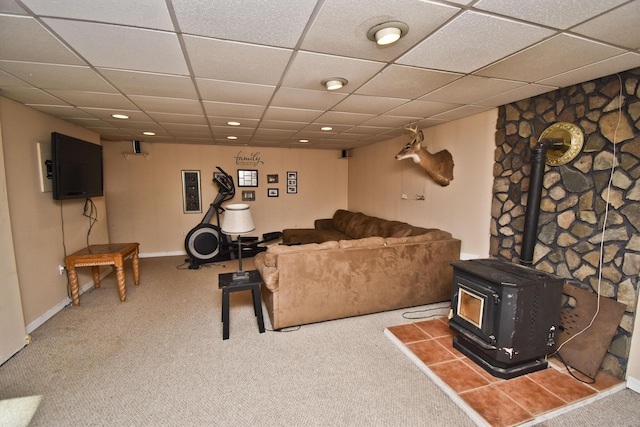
[449,258,564,379]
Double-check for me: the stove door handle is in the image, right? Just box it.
[450,321,497,351]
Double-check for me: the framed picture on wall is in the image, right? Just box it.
[267,174,278,184]
[237,169,258,187]
[287,171,297,194]
[268,188,279,197]
[242,190,255,201]
[181,170,202,213]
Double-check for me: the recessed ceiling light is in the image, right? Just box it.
[321,126,333,131]
[142,131,155,136]
[227,121,241,126]
[299,139,309,143]
[111,114,129,119]
[321,77,348,91]
[227,136,238,140]
[367,21,409,46]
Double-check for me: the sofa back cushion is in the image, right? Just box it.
[332,209,355,233]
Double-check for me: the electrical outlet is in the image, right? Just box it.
[58,265,65,275]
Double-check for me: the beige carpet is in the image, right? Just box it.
[1,256,639,426]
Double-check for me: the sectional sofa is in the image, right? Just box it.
[253,210,461,329]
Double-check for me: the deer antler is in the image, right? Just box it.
[404,123,419,137]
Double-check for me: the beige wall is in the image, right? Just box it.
[348,109,497,259]
[102,140,348,255]
[0,97,109,327]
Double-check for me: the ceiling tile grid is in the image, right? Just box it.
[0,0,638,150]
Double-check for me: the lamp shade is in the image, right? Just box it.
[221,204,255,235]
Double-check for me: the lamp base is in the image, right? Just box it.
[231,270,250,282]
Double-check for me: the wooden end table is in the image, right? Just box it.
[64,243,140,306]
[218,270,265,340]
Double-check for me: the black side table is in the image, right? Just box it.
[218,270,266,340]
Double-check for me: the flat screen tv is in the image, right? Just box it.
[51,132,104,200]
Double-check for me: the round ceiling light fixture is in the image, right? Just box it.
[321,77,348,91]
[142,131,155,136]
[367,21,409,46]
[111,113,129,119]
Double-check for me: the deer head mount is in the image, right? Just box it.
[395,124,454,187]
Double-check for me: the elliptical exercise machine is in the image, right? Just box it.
[184,167,280,269]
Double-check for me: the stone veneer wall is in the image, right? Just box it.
[491,67,640,378]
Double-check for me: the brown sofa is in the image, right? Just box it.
[254,210,461,329]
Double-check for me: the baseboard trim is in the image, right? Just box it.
[25,267,112,334]
[139,250,186,258]
[627,376,640,394]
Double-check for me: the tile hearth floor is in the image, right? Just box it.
[385,317,625,427]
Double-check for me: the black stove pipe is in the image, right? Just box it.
[520,138,564,266]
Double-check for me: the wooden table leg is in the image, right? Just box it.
[92,266,101,289]
[132,249,140,286]
[252,285,265,334]
[115,259,126,302]
[68,267,80,306]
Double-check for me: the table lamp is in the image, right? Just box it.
[221,203,255,281]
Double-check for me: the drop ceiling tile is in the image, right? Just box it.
[43,19,188,75]
[281,51,385,92]
[21,0,174,30]
[162,122,209,133]
[258,120,308,131]
[0,0,26,14]
[1,87,68,105]
[129,95,203,115]
[270,87,347,110]
[146,112,208,125]
[211,126,254,136]
[340,126,394,135]
[356,65,461,99]
[79,107,149,122]
[572,1,640,49]
[196,78,275,105]
[202,101,265,120]
[476,34,627,82]
[26,104,85,117]
[474,0,628,30]
[0,69,28,87]
[476,83,557,107]
[100,69,198,99]
[0,15,83,65]
[171,0,317,48]
[430,105,496,121]
[184,36,292,85]
[420,75,526,104]
[332,95,408,115]
[398,11,555,74]
[360,115,415,128]
[48,90,137,110]
[314,111,375,126]
[262,107,322,122]
[208,117,259,129]
[0,61,116,92]
[301,0,460,62]
[253,128,298,138]
[386,100,462,118]
[538,53,640,88]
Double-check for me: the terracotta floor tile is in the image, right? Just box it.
[590,369,624,391]
[462,358,504,384]
[460,385,533,427]
[435,336,465,358]
[406,339,457,366]
[528,367,597,403]
[496,375,566,416]
[415,317,455,338]
[386,323,431,343]
[430,359,490,393]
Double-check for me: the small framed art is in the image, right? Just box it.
[268,188,279,197]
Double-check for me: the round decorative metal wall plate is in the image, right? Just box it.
[539,122,584,166]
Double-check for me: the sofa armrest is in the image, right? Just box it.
[314,218,334,230]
